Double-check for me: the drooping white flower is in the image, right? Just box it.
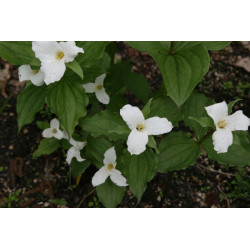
[18,65,45,86]
[42,118,64,140]
[66,138,87,165]
[205,101,250,153]
[120,104,173,155]
[82,74,110,104]
[92,147,128,187]
[32,41,84,85]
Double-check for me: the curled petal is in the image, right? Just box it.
[145,117,173,135]
[82,83,96,93]
[120,104,145,130]
[30,71,45,86]
[103,147,116,166]
[42,128,53,138]
[95,87,110,104]
[205,101,228,124]
[66,147,76,165]
[50,118,60,129]
[110,169,128,187]
[127,129,148,155]
[59,41,84,63]
[226,110,250,131]
[69,138,87,150]
[92,167,110,187]
[18,65,33,82]
[212,130,233,153]
[95,74,106,85]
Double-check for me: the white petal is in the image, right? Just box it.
[225,110,250,131]
[212,130,233,153]
[127,129,148,155]
[205,101,228,124]
[95,74,106,84]
[32,41,61,62]
[110,169,128,187]
[40,61,66,85]
[66,147,76,165]
[75,150,85,162]
[103,147,116,166]
[30,70,45,86]
[69,138,87,150]
[63,131,69,139]
[95,87,110,104]
[120,104,145,130]
[54,130,64,140]
[50,118,60,129]
[59,41,84,63]
[42,128,53,138]
[92,167,110,187]
[82,83,96,93]
[145,117,173,135]
[18,65,33,81]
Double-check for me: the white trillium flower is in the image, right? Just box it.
[82,74,110,104]
[18,65,45,86]
[205,101,250,153]
[42,118,64,140]
[120,104,173,155]
[32,41,84,85]
[92,147,128,187]
[66,138,86,165]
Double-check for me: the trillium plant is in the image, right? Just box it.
[0,41,249,207]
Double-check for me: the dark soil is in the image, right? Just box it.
[0,42,249,208]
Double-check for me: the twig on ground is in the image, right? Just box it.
[77,188,96,208]
[199,165,236,178]
[217,184,231,208]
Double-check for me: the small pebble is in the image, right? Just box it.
[23,128,29,134]
[9,145,14,150]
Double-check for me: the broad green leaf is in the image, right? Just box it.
[96,178,126,208]
[142,98,153,118]
[158,132,200,173]
[17,84,47,131]
[228,99,242,114]
[202,133,250,167]
[0,41,40,66]
[188,117,215,128]
[46,78,88,137]
[202,41,231,50]
[33,138,60,159]
[66,60,84,80]
[106,94,127,112]
[36,121,50,130]
[147,136,160,154]
[182,92,214,140]
[71,159,91,178]
[80,110,129,141]
[123,148,157,202]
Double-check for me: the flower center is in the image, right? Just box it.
[33,70,39,74]
[96,84,103,90]
[217,120,227,129]
[52,128,57,133]
[107,163,114,171]
[136,124,144,132]
[56,51,64,60]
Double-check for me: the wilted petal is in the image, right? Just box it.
[127,129,148,155]
[145,117,173,135]
[42,128,53,138]
[103,147,116,166]
[92,167,110,187]
[120,104,145,130]
[59,41,84,63]
[30,71,45,86]
[82,83,96,93]
[18,65,33,81]
[226,110,250,131]
[212,130,233,153]
[69,138,87,150]
[110,169,128,187]
[95,74,106,85]
[75,150,85,162]
[205,101,228,124]
[50,118,60,129]
[95,87,110,104]
[66,147,76,165]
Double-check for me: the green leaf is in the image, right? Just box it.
[106,94,127,112]
[142,98,153,118]
[123,148,157,202]
[71,159,91,178]
[182,92,214,140]
[17,84,47,132]
[0,41,40,66]
[96,178,126,208]
[36,121,50,130]
[33,138,60,159]
[66,60,84,80]
[202,133,250,167]
[49,199,67,206]
[147,136,160,154]
[228,99,242,114]
[80,110,129,141]
[202,41,231,50]
[46,78,88,137]
[158,132,200,173]
[188,117,215,128]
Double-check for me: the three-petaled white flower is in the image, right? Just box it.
[92,147,128,187]
[205,101,250,153]
[82,74,110,104]
[42,118,64,140]
[32,41,84,85]
[66,138,86,165]
[120,104,173,155]
[18,65,45,86]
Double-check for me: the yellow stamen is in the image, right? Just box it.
[217,120,227,128]
[107,163,114,171]
[96,84,103,90]
[136,124,144,132]
[56,51,64,60]
[52,128,57,133]
[33,70,39,74]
